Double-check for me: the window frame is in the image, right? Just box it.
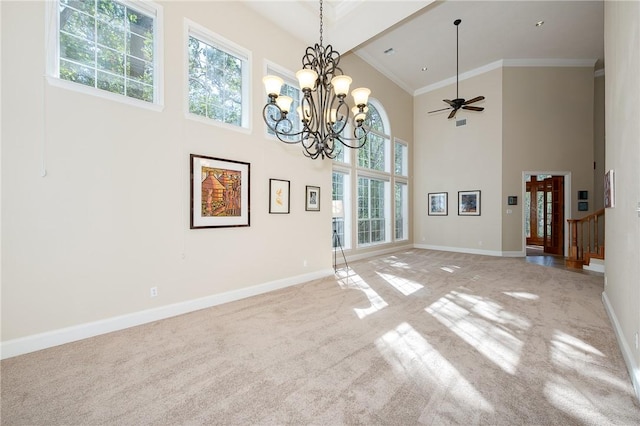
[45,0,164,111]
[184,19,252,133]
[332,168,352,251]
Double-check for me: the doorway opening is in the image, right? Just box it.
[525,174,565,256]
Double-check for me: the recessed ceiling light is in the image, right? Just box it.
[421,66,428,72]
[383,47,395,55]
[535,20,544,27]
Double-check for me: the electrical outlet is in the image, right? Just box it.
[150,287,158,298]
[303,260,308,267]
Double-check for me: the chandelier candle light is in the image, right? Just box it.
[262,0,371,160]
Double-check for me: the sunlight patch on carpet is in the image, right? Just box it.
[337,271,388,318]
[376,322,494,413]
[503,291,540,301]
[376,272,423,296]
[426,292,525,374]
[544,375,611,425]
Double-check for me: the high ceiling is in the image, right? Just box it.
[244,0,604,95]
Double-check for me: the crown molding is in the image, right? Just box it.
[415,58,599,96]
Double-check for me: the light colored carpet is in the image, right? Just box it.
[2,249,640,425]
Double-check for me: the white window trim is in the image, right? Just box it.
[45,0,164,112]
[184,19,252,134]
[394,137,409,177]
[394,179,409,242]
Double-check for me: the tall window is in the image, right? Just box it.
[358,104,389,171]
[358,177,388,245]
[332,171,350,250]
[187,22,250,128]
[53,0,160,103]
[395,181,408,240]
[332,99,408,250]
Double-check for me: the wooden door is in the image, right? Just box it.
[543,176,564,255]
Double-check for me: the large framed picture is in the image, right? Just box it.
[305,186,320,211]
[269,179,290,214]
[428,192,448,216]
[458,190,481,216]
[190,154,250,229]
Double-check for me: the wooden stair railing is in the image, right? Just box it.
[566,208,605,269]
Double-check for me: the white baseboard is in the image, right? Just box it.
[602,291,640,403]
[337,243,414,265]
[0,268,334,360]
[584,259,605,273]
[414,244,504,257]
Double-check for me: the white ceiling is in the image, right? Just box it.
[244,0,604,95]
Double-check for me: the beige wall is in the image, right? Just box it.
[0,1,412,347]
[594,74,606,210]
[603,0,640,397]
[414,68,503,254]
[502,67,595,253]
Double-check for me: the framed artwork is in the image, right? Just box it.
[190,154,250,229]
[428,192,448,216]
[508,196,518,206]
[305,186,320,211]
[269,179,290,214]
[578,201,589,211]
[604,170,615,208]
[578,190,588,200]
[458,190,481,216]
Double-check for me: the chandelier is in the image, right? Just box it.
[262,0,371,160]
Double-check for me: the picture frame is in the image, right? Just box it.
[578,190,588,200]
[604,170,615,208]
[578,201,588,211]
[428,192,448,216]
[190,154,250,229]
[305,186,320,211]
[269,179,290,214]
[458,190,481,216]
[507,196,518,206]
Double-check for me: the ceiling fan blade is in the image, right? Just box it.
[428,107,453,114]
[463,96,485,105]
[448,108,458,119]
[462,106,484,112]
[443,99,456,107]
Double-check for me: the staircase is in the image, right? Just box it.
[566,208,605,269]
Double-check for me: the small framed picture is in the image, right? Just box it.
[458,190,481,216]
[306,186,320,211]
[578,201,589,211]
[508,196,518,206]
[578,190,588,200]
[190,154,250,229]
[269,179,290,214]
[428,192,448,216]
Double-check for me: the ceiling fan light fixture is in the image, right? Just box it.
[427,18,486,119]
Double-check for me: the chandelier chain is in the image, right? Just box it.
[319,0,323,47]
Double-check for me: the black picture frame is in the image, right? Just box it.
[578,201,589,211]
[508,196,518,206]
[428,192,448,216]
[269,179,291,214]
[190,154,250,229]
[578,190,588,200]
[458,190,481,216]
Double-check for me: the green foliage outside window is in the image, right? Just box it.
[188,36,243,126]
[59,0,155,102]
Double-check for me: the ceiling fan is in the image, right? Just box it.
[429,19,485,119]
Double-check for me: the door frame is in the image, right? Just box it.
[521,171,572,257]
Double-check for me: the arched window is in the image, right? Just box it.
[333,98,409,251]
